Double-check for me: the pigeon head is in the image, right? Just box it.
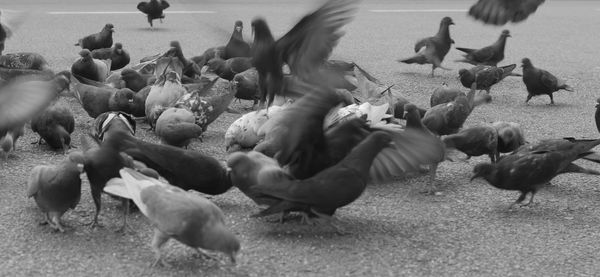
[165,71,180,83]
[251,17,275,42]
[500,29,511,37]
[234,20,243,32]
[0,133,13,153]
[104,23,115,32]
[79,49,92,59]
[402,103,419,119]
[114,43,123,53]
[441,16,454,25]
[521,58,532,68]
[470,163,494,182]
[205,227,241,264]
[53,71,72,95]
[120,69,138,79]
[169,40,181,50]
[458,69,468,77]
[68,151,86,173]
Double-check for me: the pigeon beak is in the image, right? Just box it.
[128,98,134,103]
[402,111,408,118]
[77,163,84,173]
[201,65,209,75]
[235,26,242,32]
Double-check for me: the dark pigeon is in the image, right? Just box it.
[455,30,510,66]
[75,23,114,51]
[522,58,573,105]
[423,83,480,136]
[471,138,600,208]
[225,20,251,59]
[492,121,525,154]
[469,0,545,26]
[398,17,455,77]
[458,64,520,94]
[205,57,253,80]
[31,96,75,153]
[442,125,499,162]
[137,0,170,27]
[71,49,111,83]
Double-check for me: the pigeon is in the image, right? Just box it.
[0,9,29,55]
[251,131,397,232]
[430,83,492,108]
[79,132,136,229]
[224,104,288,152]
[521,58,573,105]
[31,96,75,153]
[423,83,480,135]
[137,0,170,27]
[155,107,204,148]
[455,30,511,66]
[27,152,85,232]
[225,20,251,59]
[492,121,525,154]
[174,77,237,134]
[191,46,226,67]
[403,103,446,193]
[167,41,202,79]
[458,64,520,94]
[469,0,545,26]
[471,138,600,208]
[104,168,240,266]
[111,130,233,195]
[120,68,154,92]
[442,124,499,162]
[0,52,52,73]
[69,79,141,118]
[92,111,136,142]
[0,72,71,158]
[145,71,186,129]
[232,68,260,107]
[71,49,111,83]
[251,0,359,107]
[205,57,253,80]
[75,23,114,51]
[91,43,130,70]
[398,17,455,77]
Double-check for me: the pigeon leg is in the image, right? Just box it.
[49,212,66,233]
[430,66,436,77]
[422,163,439,194]
[548,94,555,105]
[311,209,349,235]
[509,191,528,210]
[115,199,134,234]
[147,16,153,28]
[151,228,170,267]
[195,248,219,261]
[521,191,537,207]
[525,94,533,104]
[39,213,51,225]
[88,189,103,229]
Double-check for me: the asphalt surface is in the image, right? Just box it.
[1,0,600,276]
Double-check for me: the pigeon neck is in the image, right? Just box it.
[495,35,508,53]
[437,23,451,42]
[231,30,244,41]
[406,110,427,132]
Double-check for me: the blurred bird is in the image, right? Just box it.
[91,43,130,71]
[471,138,600,208]
[155,107,203,148]
[137,0,170,28]
[442,125,499,162]
[0,52,52,73]
[398,17,455,77]
[205,57,253,81]
[423,83,480,135]
[27,152,84,232]
[458,64,520,94]
[456,30,510,66]
[0,72,71,158]
[104,168,240,266]
[92,111,136,142]
[69,78,141,118]
[468,0,545,26]
[225,20,251,59]
[191,46,226,67]
[251,0,359,107]
[403,103,446,193]
[233,68,260,107]
[71,49,111,83]
[75,23,114,51]
[430,82,492,108]
[115,130,233,195]
[521,58,573,105]
[492,121,525,155]
[31,95,75,153]
[0,9,29,55]
[145,71,186,128]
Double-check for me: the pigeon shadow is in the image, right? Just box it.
[129,27,171,32]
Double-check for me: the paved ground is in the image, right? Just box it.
[1,0,600,276]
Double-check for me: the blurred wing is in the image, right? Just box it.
[539,70,558,90]
[0,78,55,130]
[137,2,148,13]
[468,0,545,25]
[160,0,170,10]
[0,9,30,38]
[276,0,359,79]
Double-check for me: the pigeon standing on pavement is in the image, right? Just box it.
[471,138,600,208]
[137,0,170,28]
[398,17,455,77]
[521,58,573,105]
[456,30,510,66]
[91,43,130,71]
[458,64,520,94]
[468,0,545,26]
[71,49,111,83]
[251,0,359,107]
[75,23,114,51]
[27,152,85,232]
[225,20,251,59]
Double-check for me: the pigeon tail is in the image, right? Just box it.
[398,55,427,65]
[560,84,574,92]
[455,47,475,54]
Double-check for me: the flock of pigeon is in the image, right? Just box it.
[3,0,597,269]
